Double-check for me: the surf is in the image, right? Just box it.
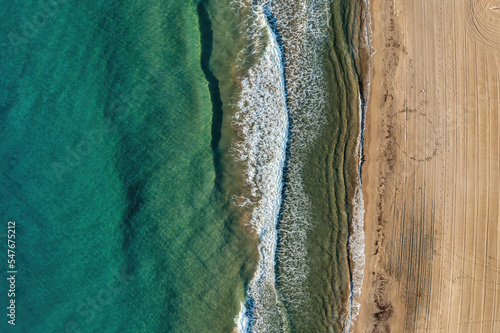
[230,1,290,332]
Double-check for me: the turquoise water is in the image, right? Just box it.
[1,1,253,331]
[0,0,367,332]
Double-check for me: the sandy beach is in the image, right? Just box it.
[358,0,500,331]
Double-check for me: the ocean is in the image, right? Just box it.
[0,0,369,332]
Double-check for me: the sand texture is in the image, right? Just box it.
[358,0,500,331]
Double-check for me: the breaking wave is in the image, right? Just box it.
[230,1,289,332]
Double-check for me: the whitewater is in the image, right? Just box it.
[230,0,370,331]
[231,1,289,332]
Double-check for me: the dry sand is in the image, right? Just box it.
[357,0,500,331]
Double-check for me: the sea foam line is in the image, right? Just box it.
[343,0,372,331]
[232,1,290,332]
[343,103,366,333]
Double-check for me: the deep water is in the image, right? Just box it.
[0,1,252,332]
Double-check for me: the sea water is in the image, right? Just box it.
[0,0,369,332]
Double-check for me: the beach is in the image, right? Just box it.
[358,0,500,331]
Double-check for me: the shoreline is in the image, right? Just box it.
[357,0,405,329]
[343,0,373,330]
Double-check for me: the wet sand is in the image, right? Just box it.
[358,0,500,331]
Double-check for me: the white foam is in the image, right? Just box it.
[342,0,372,330]
[230,1,289,332]
[341,181,366,332]
[235,302,250,333]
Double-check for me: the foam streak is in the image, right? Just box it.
[343,0,372,331]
